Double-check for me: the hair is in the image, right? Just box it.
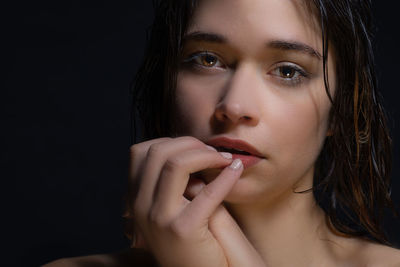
[129,0,395,244]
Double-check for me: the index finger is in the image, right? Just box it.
[129,137,172,180]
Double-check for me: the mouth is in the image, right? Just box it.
[206,137,265,169]
[214,146,252,155]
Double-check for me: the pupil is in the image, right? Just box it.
[281,67,294,78]
[203,55,216,66]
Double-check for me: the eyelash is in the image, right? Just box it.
[182,51,226,70]
[182,51,310,87]
[270,62,310,87]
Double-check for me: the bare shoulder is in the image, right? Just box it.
[42,248,158,267]
[358,241,400,266]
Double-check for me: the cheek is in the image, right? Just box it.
[175,72,220,136]
[268,54,335,159]
[266,86,331,167]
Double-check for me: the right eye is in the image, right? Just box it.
[182,52,225,69]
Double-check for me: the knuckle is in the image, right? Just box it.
[163,157,184,173]
[148,208,169,228]
[201,185,218,200]
[130,138,173,159]
[129,144,137,154]
[129,144,142,159]
[179,136,203,146]
[147,143,163,159]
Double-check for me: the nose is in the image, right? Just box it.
[214,64,261,126]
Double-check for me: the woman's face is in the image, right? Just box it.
[175,0,336,204]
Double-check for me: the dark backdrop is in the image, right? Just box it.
[3,2,399,266]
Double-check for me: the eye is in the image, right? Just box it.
[269,63,310,86]
[200,53,218,67]
[279,66,297,79]
[182,51,225,69]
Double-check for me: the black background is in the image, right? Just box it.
[3,2,400,266]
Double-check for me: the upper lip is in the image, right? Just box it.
[206,137,265,158]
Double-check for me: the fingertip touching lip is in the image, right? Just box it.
[206,137,265,158]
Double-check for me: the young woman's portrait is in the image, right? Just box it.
[5,0,400,266]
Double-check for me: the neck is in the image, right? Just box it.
[226,190,337,266]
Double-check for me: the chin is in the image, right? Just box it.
[224,175,279,204]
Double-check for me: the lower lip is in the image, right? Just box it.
[232,154,262,169]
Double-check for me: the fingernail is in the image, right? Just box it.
[229,159,242,170]
[220,152,232,159]
[206,145,217,151]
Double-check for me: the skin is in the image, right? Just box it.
[177,0,332,205]
[44,0,400,266]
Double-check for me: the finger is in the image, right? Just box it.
[134,137,213,218]
[129,137,172,182]
[184,176,205,200]
[126,138,172,215]
[210,206,266,267]
[178,159,243,230]
[152,149,233,219]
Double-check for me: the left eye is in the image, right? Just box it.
[183,52,224,68]
[199,53,219,67]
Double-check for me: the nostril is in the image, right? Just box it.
[214,102,258,125]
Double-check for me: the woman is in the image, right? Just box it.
[45,0,400,266]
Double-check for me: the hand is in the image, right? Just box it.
[126,136,266,267]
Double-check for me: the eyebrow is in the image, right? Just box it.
[183,31,227,43]
[183,31,322,59]
[268,40,322,59]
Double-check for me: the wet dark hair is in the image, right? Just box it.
[129,0,394,244]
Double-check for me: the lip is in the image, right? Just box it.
[206,137,265,159]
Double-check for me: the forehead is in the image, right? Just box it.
[188,0,321,54]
